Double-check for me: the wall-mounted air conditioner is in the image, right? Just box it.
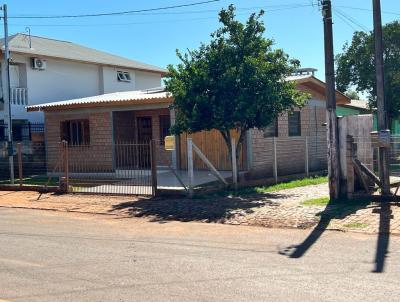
[31,58,47,70]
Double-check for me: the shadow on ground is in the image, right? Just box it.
[108,192,290,223]
[279,198,395,273]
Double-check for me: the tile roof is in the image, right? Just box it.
[27,74,351,112]
[1,33,166,74]
[340,99,370,110]
[27,89,172,111]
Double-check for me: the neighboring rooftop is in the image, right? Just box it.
[0,33,167,74]
[286,73,350,104]
[340,99,370,111]
[27,88,172,111]
[291,67,318,76]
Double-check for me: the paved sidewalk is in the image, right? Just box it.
[1,184,400,234]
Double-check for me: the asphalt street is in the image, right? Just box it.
[0,208,399,301]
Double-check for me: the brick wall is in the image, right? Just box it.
[250,104,327,178]
[45,111,113,173]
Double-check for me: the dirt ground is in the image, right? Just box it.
[0,184,399,235]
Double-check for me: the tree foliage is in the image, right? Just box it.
[336,21,400,119]
[165,5,308,164]
[344,90,360,100]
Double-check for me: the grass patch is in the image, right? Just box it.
[0,176,58,186]
[254,176,328,194]
[343,222,369,229]
[198,175,328,199]
[235,175,328,196]
[301,196,330,206]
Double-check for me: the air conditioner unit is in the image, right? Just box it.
[31,58,47,70]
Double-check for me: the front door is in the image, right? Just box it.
[136,117,152,168]
[136,117,152,143]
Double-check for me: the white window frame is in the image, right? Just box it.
[117,71,131,82]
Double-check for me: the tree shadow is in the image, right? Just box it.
[279,198,372,258]
[108,192,290,223]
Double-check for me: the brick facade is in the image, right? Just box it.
[249,104,327,178]
[45,108,172,174]
[45,111,113,172]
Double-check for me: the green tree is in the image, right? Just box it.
[336,21,400,122]
[165,5,309,168]
[344,90,360,100]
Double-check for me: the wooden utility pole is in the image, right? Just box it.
[321,0,340,200]
[373,0,391,195]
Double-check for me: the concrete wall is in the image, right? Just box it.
[338,114,374,196]
[0,53,162,123]
[135,70,163,90]
[101,66,136,93]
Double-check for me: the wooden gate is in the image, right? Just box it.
[179,129,246,171]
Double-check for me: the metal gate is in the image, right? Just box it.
[60,141,157,195]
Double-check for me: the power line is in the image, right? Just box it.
[8,0,221,19]
[336,5,400,16]
[333,8,358,31]
[9,4,316,28]
[333,7,369,31]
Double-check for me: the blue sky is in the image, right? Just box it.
[5,0,400,80]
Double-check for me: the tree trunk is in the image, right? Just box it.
[219,129,246,185]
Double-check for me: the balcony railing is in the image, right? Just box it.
[10,87,28,106]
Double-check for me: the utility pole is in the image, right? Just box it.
[321,0,340,200]
[1,4,14,184]
[373,0,390,195]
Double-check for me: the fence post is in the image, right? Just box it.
[62,141,69,193]
[17,143,23,187]
[305,136,309,177]
[150,140,158,197]
[231,137,238,189]
[273,137,278,183]
[187,138,194,198]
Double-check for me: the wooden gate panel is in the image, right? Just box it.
[179,130,246,171]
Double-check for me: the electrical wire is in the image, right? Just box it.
[8,0,221,19]
[333,7,369,31]
[333,9,358,31]
[336,5,400,16]
[9,3,316,28]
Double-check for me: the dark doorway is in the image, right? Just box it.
[136,117,152,168]
[136,117,152,143]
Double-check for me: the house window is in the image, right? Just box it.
[60,119,90,146]
[288,111,301,136]
[117,71,131,82]
[264,119,278,138]
[159,115,171,145]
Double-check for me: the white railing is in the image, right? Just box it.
[10,88,28,106]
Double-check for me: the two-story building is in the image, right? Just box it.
[0,33,166,129]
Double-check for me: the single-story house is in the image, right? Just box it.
[27,74,350,181]
[337,99,370,116]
